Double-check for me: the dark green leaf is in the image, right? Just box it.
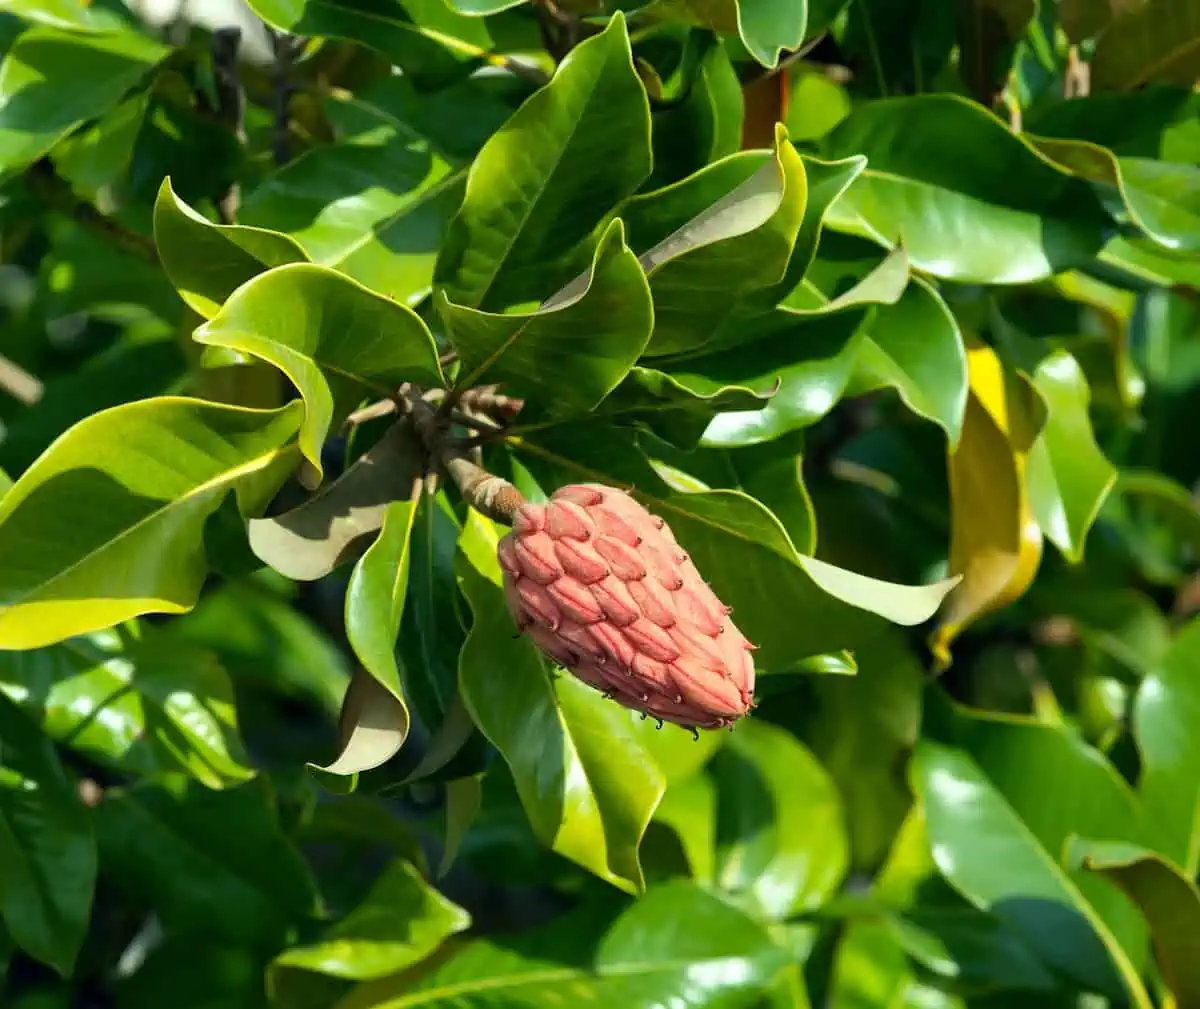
[1030,136,1200,255]
[820,95,1114,283]
[249,0,495,89]
[440,219,652,414]
[668,248,910,447]
[95,776,319,946]
[270,860,470,987]
[589,365,773,450]
[955,0,1035,104]
[1072,840,1200,1008]
[171,577,350,717]
[646,31,742,189]
[435,13,652,309]
[0,24,166,175]
[0,692,95,975]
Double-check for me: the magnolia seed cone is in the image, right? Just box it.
[497,483,756,730]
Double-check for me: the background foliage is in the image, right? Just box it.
[1,0,1200,1006]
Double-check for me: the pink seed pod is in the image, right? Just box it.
[498,483,755,730]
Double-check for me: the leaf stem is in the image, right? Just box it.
[410,398,526,525]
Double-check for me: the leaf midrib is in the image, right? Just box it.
[466,39,623,310]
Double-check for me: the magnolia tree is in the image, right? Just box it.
[1,0,1199,1007]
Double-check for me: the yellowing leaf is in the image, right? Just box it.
[931,340,1043,668]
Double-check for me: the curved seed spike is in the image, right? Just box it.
[655,718,663,730]
[497,483,754,728]
[690,727,700,741]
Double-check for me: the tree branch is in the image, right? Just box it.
[411,398,526,525]
[26,159,159,264]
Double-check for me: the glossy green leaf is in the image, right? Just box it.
[669,247,910,447]
[1026,350,1117,562]
[913,706,1152,1007]
[193,264,444,473]
[1091,0,1200,89]
[625,130,808,357]
[646,31,742,189]
[435,13,652,310]
[1026,86,1200,163]
[627,706,724,783]
[0,627,252,788]
[95,776,318,946]
[249,0,494,89]
[239,89,467,306]
[153,179,308,319]
[644,0,808,69]
[456,511,666,894]
[851,277,968,446]
[0,692,95,975]
[270,860,470,988]
[723,435,817,554]
[514,426,959,669]
[0,398,303,650]
[893,906,1059,993]
[1133,616,1200,874]
[344,492,422,718]
[1030,136,1200,255]
[589,366,773,450]
[398,491,471,735]
[439,219,653,414]
[713,719,848,920]
[820,94,1113,283]
[0,24,166,175]
[338,881,789,1008]
[651,772,717,883]
[248,420,425,583]
[1072,840,1200,1008]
